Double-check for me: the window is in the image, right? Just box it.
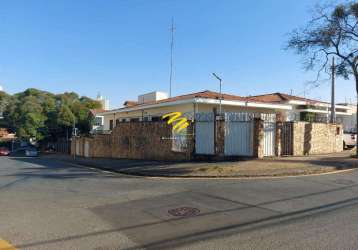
[151,116,161,122]
[94,117,103,126]
[116,119,120,125]
[109,120,113,130]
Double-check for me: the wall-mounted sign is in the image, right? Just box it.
[162,112,190,133]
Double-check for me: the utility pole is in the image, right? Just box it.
[330,57,336,123]
[73,116,76,160]
[212,73,223,115]
[169,18,175,98]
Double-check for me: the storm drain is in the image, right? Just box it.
[168,207,200,217]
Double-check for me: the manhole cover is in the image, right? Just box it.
[334,179,355,185]
[168,207,200,217]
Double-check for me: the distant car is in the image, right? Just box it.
[0,147,10,156]
[10,146,39,157]
[343,130,357,149]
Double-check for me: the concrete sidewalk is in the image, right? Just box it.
[43,151,358,178]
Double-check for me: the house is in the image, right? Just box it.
[336,103,357,132]
[71,90,346,161]
[89,109,106,133]
[97,91,352,131]
[247,92,352,125]
[97,90,292,131]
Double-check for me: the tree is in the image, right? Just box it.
[3,88,101,141]
[57,104,75,128]
[0,91,11,127]
[287,2,358,155]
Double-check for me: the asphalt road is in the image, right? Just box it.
[1,156,358,250]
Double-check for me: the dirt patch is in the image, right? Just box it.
[120,151,358,177]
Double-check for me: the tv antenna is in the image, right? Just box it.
[169,18,175,98]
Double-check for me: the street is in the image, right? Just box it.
[1,156,358,250]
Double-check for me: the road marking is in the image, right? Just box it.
[0,239,17,250]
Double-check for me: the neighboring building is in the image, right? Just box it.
[97,90,293,131]
[89,109,106,133]
[247,93,352,125]
[96,93,110,110]
[336,103,357,132]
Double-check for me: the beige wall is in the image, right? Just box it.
[292,122,343,156]
[102,102,281,130]
[102,103,195,130]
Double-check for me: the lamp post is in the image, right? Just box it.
[212,73,223,115]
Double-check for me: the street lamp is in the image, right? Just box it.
[212,73,223,115]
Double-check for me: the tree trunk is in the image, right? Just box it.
[356,75,358,156]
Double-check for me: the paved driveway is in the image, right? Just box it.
[1,156,358,249]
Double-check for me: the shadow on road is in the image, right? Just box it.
[11,193,358,250]
[6,157,120,180]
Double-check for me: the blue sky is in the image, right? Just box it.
[0,0,356,108]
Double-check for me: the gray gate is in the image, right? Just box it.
[195,112,215,155]
[224,112,253,156]
[262,114,276,157]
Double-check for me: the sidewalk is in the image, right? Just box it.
[43,150,358,178]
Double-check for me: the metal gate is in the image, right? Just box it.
[195,112,215,155]
[281,122,293,156]
[224,112,253,156]
[262,114,276,157]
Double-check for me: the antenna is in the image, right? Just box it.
[169,18,175,98]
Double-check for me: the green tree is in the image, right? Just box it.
[57,104,75,128]
[3,88,101,141]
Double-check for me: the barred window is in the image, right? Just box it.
[172,128,188,152]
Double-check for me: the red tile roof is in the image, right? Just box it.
[89,109,107,115]
[247,92,327,104]
[101,90,325,113]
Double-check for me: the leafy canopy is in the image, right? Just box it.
[1,88,102,140]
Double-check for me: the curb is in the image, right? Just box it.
[57,159,358,180]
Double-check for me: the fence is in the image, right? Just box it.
[73,112,343,161]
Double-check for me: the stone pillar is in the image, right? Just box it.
[215,116,225,156]
[253,118,264,158]
[276,122,283,156]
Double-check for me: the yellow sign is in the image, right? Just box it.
[162,112,190,133]
[0,239,17,250]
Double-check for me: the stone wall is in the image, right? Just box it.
[72,121,194,161]
[71,119,343,161]
[292,122,343,156]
